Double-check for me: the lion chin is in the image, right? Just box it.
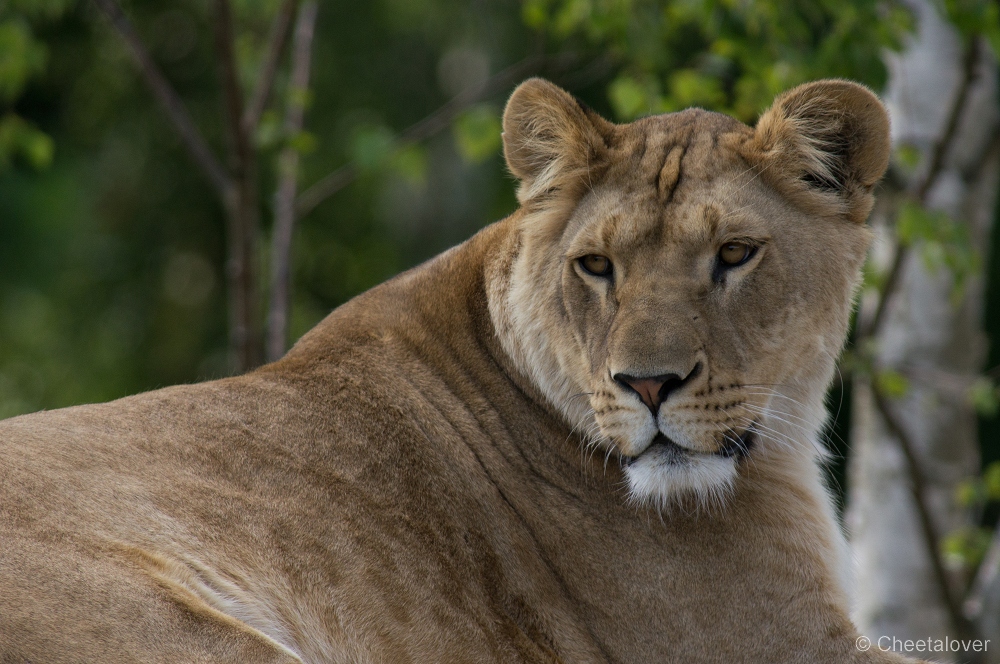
[621,431,754,511]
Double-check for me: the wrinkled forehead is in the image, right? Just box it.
[566,110,770,252]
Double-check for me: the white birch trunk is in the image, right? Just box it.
[847,0,1000,659]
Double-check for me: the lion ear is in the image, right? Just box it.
[745,80,890,223]
[502,78,610,203]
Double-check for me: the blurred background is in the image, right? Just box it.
[2,0,1000,660]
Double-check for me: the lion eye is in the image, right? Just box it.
[580,255,613,277]
[718,242,753,267]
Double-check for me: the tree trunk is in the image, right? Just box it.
[214,0,262,371]
[224,180,262,371]
[267,0,318,363]
[847,0,1000,660]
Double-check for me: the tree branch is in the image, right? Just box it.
[242,0,300,134]
[873,390,981,646]
[294,52,582,219]
[966,524,1000,621]
[90,0,232,198]
[861,37,980,340]
[860,38,987,657]
[213,0,262,370]
[267,0,318,362]
[213,0,251,177]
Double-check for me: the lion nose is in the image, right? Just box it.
[614,363,701,415]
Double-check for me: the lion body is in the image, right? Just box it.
[0,79,918,662]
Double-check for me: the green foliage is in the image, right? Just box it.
[0,1,66,172]
[390,144,428,186]
[254,109,283,149]
[0,0,537,416]
[0,18,46,102]
[956,477,987,508]
[942,525,993,570]
[861,260,887,293]
[969,377,1000,418]
[942,0,1000,49]
[350,124,395,172]
[663,68,726,112]
[452,104,502,163]
[524,0,911,121]
[897,200,980,303]
[0,112,52,169]
[948,460,1000,573]
[894,143,922,171]
[875,368,910,399]
[0,0,924,422]
[958,461,1000,507]
[287,130,317,155]
[608,74,652,119]
[985,461,1000,500]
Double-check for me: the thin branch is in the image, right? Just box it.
[213,0,262,370]
[242,0,300,134]
[861,37,980,340]
[267,0,318,362]
[916,37,981,204]
[859,37,988,662]
[90,0,231,197]
[966,525,1000,620]
[294,52,582,219]
[962,119,1000,185]
[872,390,981,646]
[213,0,251,178]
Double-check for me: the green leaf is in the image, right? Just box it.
[452,104,501,164]
[955,478,986,507]
[349,125,395,172]
[875,368,910,399]
[896,200,980,301]
[288,86,313,112]
[0,19,48,103]
[253,110,282,150]
[942,526,992,570]
[524,0,912,125]
[896,200,934,246]
[522,0,551,29]
[608,75,655,120]
[390,144,428,186]
[0,112,53,170]
[664,69,726,111]
[288,130,317,155]
[21,127,52,168]
[552,0,592,37]
[895,144,921,170]
[984,461,1000,501]
[969,377,1000,418]
[861,259,886,292]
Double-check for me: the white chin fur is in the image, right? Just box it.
[624,448,738,512]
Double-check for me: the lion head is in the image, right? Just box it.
[491,78,889,509]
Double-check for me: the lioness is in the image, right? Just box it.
[0,78,916,663]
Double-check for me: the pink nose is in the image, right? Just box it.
[613,364,702,415]
[621,376,668,412]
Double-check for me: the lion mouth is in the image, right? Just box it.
[622,426,756,467]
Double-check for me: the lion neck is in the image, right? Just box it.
[278,212,859,659]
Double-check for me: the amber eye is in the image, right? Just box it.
[718,242,753,267]
[580,255,613,277]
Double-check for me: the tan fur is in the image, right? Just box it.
[0,79,920,662]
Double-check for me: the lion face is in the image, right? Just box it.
[495,79,888,508]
